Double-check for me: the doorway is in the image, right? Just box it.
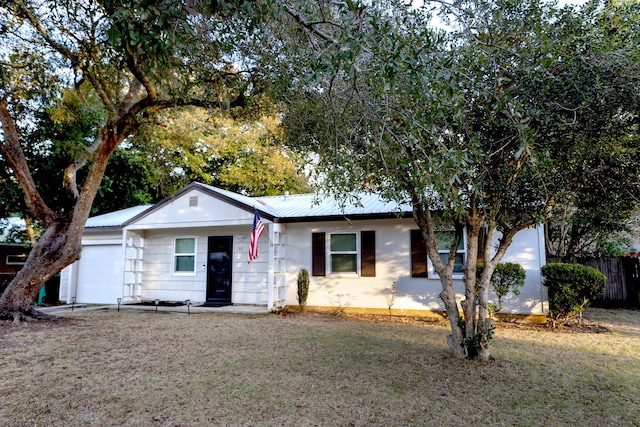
[206,236,233,306]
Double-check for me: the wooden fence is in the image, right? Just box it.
[548,256,640,308]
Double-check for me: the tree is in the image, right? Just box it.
[128,107,310,198]
[545,135,640,258]
[283,0,640,358]
[0,0,324,321]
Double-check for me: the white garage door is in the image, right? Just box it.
[76,245,123,304]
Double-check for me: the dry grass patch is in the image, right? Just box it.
[0,308,638,426]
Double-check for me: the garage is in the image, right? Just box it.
[75,244,123,304]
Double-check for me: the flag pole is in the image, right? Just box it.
[254,206,273,245]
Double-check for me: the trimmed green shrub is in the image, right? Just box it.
[296,268,309,312]
[541,263,606,328]
[476,262,526,314]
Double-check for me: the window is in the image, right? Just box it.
[410,230,465,278]
[174,237,196,274]
[6,254,28,265]
[435,231,465,274]
[312,231,375,277]
[330,233,358,274]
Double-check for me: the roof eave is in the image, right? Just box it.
[123,182,277,226]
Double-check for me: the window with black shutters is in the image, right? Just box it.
[311,230,376,277]
[411,229,466,278]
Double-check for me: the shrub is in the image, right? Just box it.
[541,263,606,328]
[384,282,398,320]
[296,268,309,312]
[476,262,526,314]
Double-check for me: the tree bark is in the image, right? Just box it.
[465,208,493,360]
[0,220,80,322]
[412,199,467,358]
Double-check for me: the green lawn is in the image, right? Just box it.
[1,308,638,426]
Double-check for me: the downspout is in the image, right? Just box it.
[538,224,547,314]
[267,222,275,310]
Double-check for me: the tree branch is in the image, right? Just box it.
[0,97,55,225]
[279,1,339,45]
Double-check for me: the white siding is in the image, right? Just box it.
[283,218,547,315]
[131,189,255,229]
[138,226,270,305]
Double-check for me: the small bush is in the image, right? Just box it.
[384,282,398,320]
[541,263,606,328]
[476,262,526,314]
[296,268,309,312]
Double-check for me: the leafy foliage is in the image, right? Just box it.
[129,107,309,199]
[477,262,526,314]
[541,263,607,328]
[281,0,640,358]
[296,268,309,312]
[0,0,317,317]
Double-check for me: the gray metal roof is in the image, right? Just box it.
[83,183,413,229]
[258,192,411,220]
[86,205,153,228]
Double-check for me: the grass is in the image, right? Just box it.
[0,308,639,427]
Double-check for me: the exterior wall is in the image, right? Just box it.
[283,218,547,315]
[131,188,255,229]
[135,225,270,305]
[495,226,547,314]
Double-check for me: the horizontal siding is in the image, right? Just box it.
[139,227,269,304]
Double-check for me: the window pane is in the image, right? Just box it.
[438,253,465,273]
[175,238,195,254]
[330,234,356,252]
[435,231,463,251]
[176,255,195,272]
[332,254,357,273]
[6,254,28,265]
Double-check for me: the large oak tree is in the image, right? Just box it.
[0,0,326,321]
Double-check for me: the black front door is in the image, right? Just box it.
[206,236,233,306]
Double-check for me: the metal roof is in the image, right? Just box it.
[258,192,411,221]
[86,205,153,228]
[83,183,413,229]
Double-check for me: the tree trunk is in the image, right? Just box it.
[465,211,493,360]
[412,200,467,358]
[0,220,81,322]
[0,118,129,322]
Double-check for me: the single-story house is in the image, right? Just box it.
[59,182,547,320]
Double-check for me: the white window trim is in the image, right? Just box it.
[172,236,197,276]
[327,231,360,277]
[428,232,466,280]
[6,254,28,265]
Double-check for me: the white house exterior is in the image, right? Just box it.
[60,182,547,320]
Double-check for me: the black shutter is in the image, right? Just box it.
[312,232,326,277]
[361,231,376,277]
[411,230,428,278]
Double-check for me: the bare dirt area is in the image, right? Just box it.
[1,307,638,426]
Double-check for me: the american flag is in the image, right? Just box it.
[248,209,265,264]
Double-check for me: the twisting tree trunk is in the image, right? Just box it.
[0,100,135,321]
[0,220,79,321]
